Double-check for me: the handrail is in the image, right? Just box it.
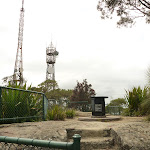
[0,86,44,95]
[0,134,81,150]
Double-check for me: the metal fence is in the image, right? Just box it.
[68,101,92,112]
[0,134,81,150]
[0,86,48,123]
[107,106,122,115]
[47,99,69,109]
[47,100,92,112]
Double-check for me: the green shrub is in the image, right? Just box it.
[46,105,66,121]
[122,108,131,116]
[65,109,76,118]
[1,83,42,123]
[140,98,150,115]
[125,86,148,116]
[132,110,142,117]
[146,114,150,121]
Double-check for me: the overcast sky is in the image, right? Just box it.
[0,0,150,103]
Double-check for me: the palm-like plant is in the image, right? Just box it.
[1,83,42,123]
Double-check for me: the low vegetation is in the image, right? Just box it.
[1,83,42,123]
[65,108,76,118]
[107,86,150,121]
[124,86,150,118]
[46,105,76,121]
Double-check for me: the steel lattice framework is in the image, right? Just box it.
[13,0,25,85]
[46,42,59,81]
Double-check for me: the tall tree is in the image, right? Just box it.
[107,98,127,107]
[46,89,73,100]
[2,75,26,87]
[97,0,150,27]
[106,98,127,114]
[33,80,73,101]
[71,79,96,104]
[37,80,58,93]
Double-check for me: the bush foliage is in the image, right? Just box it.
[124,86,150,117]
[1,83,42,123]
[65,109,76,118]
[46,105,75,121]
[46,105,66,120]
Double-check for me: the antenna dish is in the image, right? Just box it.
[48,67,54,74]
[53,51,59,56]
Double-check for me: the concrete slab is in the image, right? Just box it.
[78,116,121,122]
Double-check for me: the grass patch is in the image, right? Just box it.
[65,109,76,118]
[46,105,76,120]
[46,105,66,121]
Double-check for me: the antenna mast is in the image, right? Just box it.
[46,41,59,82]
[13,0,25,85]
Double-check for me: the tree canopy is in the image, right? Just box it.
[97,0,150,27]
[71,79,96,104]
[46,89,73,101]
[107,98,127,107]
[37,79,58,93]
[32,80,73,101]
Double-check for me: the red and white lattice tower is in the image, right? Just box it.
[13,0,25,85]
[46,41,59,81]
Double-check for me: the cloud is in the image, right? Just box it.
[0,0,150,104]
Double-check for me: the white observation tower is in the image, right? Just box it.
[46,41,59,81]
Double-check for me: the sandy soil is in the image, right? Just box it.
[0,112,145,142]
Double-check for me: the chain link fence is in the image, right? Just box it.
[0,86,48,124]
[47,99,92,112]
[68,101,92,112]
[47,99,69,110]
[107,106,122,115]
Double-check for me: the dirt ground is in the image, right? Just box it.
[0,112,146,142]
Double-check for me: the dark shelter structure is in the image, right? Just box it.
[78,96,121,122]
[91,96,108,117]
